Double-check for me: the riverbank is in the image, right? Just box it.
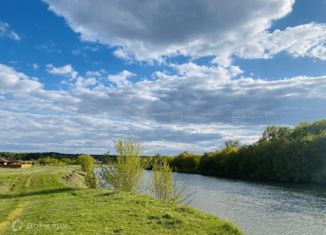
[0,166,243,235]
[141,170,326,235]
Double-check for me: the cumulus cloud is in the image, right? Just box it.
[0,64,42,94]
[42,0,326,64]
[43,0,296,61]
[0,108,262,154]
[107,70,136,87]
[0,21,21,41]
[2,1,325,154]
[1,63,326,154]
[46,64,78,79]
[234,23,326,60]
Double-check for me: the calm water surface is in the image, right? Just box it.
[142,171,326,235]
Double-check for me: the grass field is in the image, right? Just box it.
[0,166,243,235]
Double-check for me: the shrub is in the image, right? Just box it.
[101,139,144,192]
[78,155,97,189]
[84,171,98,189]
[151,158,176,202]
[79,155,95,173]
[37,157,65,166]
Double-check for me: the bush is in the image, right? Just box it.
[151,158,176,202]
[142,156,174,170]
[37,157,65,166]
[78,155,97,189]
[84,171,98,189]
[101,139,144,192]
[79,155,95,173]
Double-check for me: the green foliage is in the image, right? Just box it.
[101,139,144,192]
[142,156,174,170]
[290,120,326,139]
[225,140,241,148]
[0,167,243,235]
[170,152,201,173]
[151,158,176,202]
[170,119,326,185]
[36,156,65,166]
[78,155,97,189]
[79,155,95,172]
[61,157,78,165]
[260,126,292,142]
[102,152,113,164]
[84,171,98,189]
[35,156,79,166]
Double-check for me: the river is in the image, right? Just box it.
[141,170,326,235]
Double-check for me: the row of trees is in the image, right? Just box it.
[0,152,111,162]
[168,120,326,184]
[36,157,79,166]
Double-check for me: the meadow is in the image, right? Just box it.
[0,166,242,235]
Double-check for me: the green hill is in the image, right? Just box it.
[0,166,242,235]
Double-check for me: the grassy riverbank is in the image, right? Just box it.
[0,166,242,235]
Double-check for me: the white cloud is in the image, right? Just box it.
[107,70,136,87]
[1,63,326,154]
[173,62,243,79]
[74,77,98,91]
[234,23,326,60]
[85,70,104,77]
[0,21,21,41]
[0,108,262,154]
[43,0,295,62]
[46,64,78,79]
[0,64,42,94]
[43,0,326,64]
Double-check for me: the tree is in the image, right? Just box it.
[101,139,144,192]
[170,152,200,173]
[78,155,97,189]
[79,155,95,173]
[225,140,241,148]
[151,158,176,202]
[37,156,65,166]
[261,126,291,142]
[102,152,112,164]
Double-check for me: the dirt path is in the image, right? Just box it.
[0,203,27,233]
[0,176,31,234]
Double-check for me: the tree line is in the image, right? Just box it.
[2,119,325,185]
[165,120,326,185]
[0,152,112,161]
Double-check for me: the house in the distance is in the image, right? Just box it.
[0,157,12,166]
[0,158,32,168]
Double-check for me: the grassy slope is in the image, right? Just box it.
[0,166,243,235]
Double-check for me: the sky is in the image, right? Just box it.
[0,0,326,155]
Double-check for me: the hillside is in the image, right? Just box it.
[0,167,242,235]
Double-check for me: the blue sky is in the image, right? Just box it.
[0,0,326,154]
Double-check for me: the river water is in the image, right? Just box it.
[142,171,326,235]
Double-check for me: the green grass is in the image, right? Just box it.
[0,166,243,235]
